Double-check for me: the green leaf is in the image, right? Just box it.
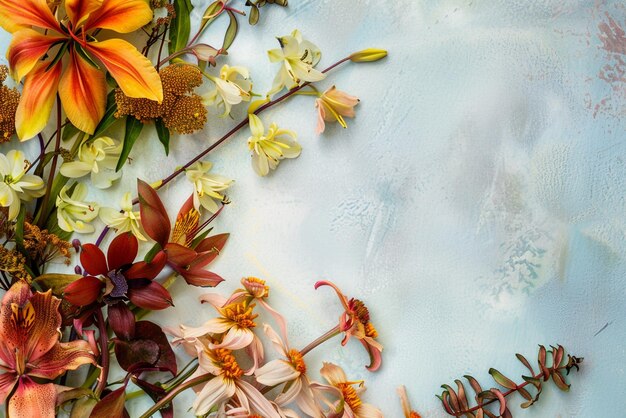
[91,90,119,139]
[74,43,100,70]
[34,273,82,296]
[62,123,80,142]
[143,243,162,264]
[200,1,224,32]
[522,375,541,389]
[489,368,517,390]
[116,117,144,171]
[248,4,259,25]
[516,353,535,375]
[155,119,170,155]
[551,371,570,392]
[169,0,193,55]
[222,10,238,50]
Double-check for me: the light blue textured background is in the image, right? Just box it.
[1,0,625,417]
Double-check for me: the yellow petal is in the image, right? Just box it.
[87,39,163,102]
[59,49,107,135]
[15,61,63,141]
[65,0,103,28]
[0,0,61,33]
[7,29,65,81]
[85,0,153,33]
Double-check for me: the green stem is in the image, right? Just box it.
[138,373,214,418]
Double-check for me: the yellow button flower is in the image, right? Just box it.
[247,114,301,177]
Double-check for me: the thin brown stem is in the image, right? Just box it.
[452,367,567,416]
[300,325,341,356]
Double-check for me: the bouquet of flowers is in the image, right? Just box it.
[0,0,582,417]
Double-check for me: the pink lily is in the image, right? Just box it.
[0,281,94,417]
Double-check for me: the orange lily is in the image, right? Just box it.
[0,281,94,417]
[2,0,163,140]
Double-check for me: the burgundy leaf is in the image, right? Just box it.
[64,276,103,306]
[107,233,138,271]
[80,244,108,276]
[138,179,171,246]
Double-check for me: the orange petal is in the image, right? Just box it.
[65,0,104,28]
[0,281,32,364]
[28,340,95,380]
[8,379,57,418]
[15,60,63,141]
[86,39,163,102]
[8,29,66,81]
[59,49,107,134]
[0,0,61,33]
[25,290,63,363]
[85,0,153,33]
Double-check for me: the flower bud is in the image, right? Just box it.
[349,48,388,63]
[72,239,81,252]
[191,44,220,66]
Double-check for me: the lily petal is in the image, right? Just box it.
[15,60,62,141]
[65,0,103,28]
[0,372,18,405]
[28,340,95,380]
[20,290,62,363]
[85,0,153,33]
[7,29,65,81]
[87,39,163,102]
[0,0,61,33]
[8,379,57,418]
[59,49,107,135]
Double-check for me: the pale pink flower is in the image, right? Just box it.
[313,363,383,418]
[315,281,383,371]
[180,293,263,372]
[315,86,359,134]
[191,347,279,417]
[398,385,422,418]
[255,324,323,418]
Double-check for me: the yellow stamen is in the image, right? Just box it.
[171,207,200,246]
[213,348,243,379]
[243,277,270,298]
[338,382,362,411]
[365,322,378,339]
[223,302,258,329]
[287,349,307,374]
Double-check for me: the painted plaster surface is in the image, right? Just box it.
[0,0,624,416]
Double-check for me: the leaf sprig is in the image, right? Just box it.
[438,344,583,418]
